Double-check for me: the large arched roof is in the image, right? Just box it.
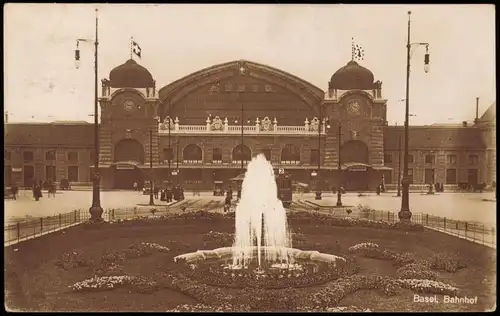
[158,60,325,113]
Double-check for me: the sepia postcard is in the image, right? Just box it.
[3,3,496,312]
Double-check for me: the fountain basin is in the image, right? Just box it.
[173,247,347,289]
[174,247,345,267]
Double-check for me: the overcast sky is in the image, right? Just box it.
[4,4,496,125]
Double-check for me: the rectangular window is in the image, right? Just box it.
[424,168,435,184]
[45,150,56,161]
[384,154,393,163]
[68,152,79,163]
[425,155,434,164]
[446,168,457,184]
[163,148,174,162]
[237,84,245,92]
[407,169,414,184]
[5,150,11,160]
[68,166,79,182]
[265,84,273,92]
[251,84,259,92]
[224,83,233,92]
[45,165,56,181]
[262,149,271,161]
[447,154,457,165]
[212,148,223,163]
[468,154,479,165]
[310,149,319,165]
[23,151,34,163]
[408,154,414,163]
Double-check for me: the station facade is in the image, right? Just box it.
[4,58,496,191]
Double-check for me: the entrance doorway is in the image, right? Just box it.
[114,167,143,190]
[343,171,369,191]
[23,165,35,187]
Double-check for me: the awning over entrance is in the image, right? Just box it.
[341,162,393,172]
[230,173,246,181]
[372,165,393,171]
[341,162,371,172]
[112,160,140,170]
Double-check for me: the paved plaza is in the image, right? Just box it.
[5,189,496,226]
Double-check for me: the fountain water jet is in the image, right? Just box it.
[173,154,346,285]
[231,154,292,269]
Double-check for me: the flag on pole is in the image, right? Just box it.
[351,37,365,62]
[132,40,142,58]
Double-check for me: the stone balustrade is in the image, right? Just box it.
[158,116,327,135]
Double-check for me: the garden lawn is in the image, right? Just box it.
[4,214,496,312]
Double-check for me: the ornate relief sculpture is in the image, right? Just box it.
[211,116,224,131]
[309,117,320,132]
[159,117,174,131]
[261,117,272,131]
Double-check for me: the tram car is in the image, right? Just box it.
[275,169,292,208]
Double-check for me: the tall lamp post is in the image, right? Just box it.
[240,100,244,171]
[336,123,343,207]
[148,130,154,205]
[397,134,402,197]
[167,111,172,183]
[172,140,180,184]
[75,8,103,222]
[399,10,430,222]
[314,116,330,200]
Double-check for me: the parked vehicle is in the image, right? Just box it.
[213,181,225,196]
[59,178,71,190]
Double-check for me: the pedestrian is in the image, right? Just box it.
[154,185,160,199]
[237,186,242,201]
[11,183,18,200]
[133,181,138,192]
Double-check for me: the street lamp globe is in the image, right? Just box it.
[74,47,81,69]
[424,52,430,73]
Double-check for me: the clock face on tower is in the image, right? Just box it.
[123,100,135,112]
[347,99,361,116]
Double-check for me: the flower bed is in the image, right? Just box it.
[308,275,403,307]
[288,211,424,231]
[203,231,233,248]
[397,261,438,281]
[348,242,379,253]
[398,279,459,295]
[391,252,416,267]
[167,303,252,312]
[69,275,158,294]
[103,210,424,233]
[55,251,93,270]
[430,252,467,273]
[348,242,394,261]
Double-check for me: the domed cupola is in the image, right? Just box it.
[329,60,375,90]
[109,59,154,88]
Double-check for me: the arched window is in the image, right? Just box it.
[183,144,203,163]
[280,144,301,164]
[340,140,369,164]
[232,144,251,163]
[212,148,223,163]
[114,139,144,163]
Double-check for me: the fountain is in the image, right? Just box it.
[232,154,292,269]
[173,154,346,287]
